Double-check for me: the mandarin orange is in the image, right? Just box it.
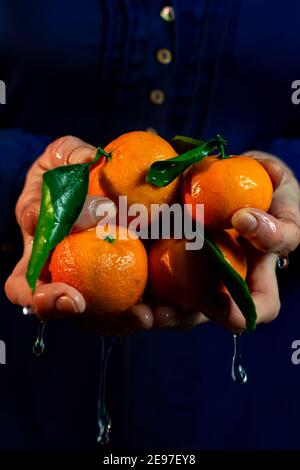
[49,226,148,315]
[182,155,273,229]
[149,229,247,312]
[88,131,179,218]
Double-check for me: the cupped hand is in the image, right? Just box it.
[5,136,150,333]
[204,152,300,331]
[5,135,208,334]
[6,142,299,335]
[132,152,300,333]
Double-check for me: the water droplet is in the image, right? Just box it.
[231,334,247,384]
[97,336,117,445]
[32,320,47,357]
[277,256,289,270]
[23,305,34,316]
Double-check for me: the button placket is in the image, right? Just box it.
[147,5,176,131]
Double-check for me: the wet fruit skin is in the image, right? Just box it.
[49,227,148,315]
[88,131,179,218]
[148,229,247,312]
[182,155,273,229]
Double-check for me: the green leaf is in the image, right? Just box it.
[147,134,227,187]
[104,235,115,244]
[204,235,257,333]
[170,135,204,153]
[26,147,105,291]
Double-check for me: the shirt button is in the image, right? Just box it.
[156,48,172,64]
[149,89,165,105]
[160,6,176,22]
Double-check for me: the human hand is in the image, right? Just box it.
[131,153,300,333]
[212,152,299,331]
[4,136,151,333]
[8,141,298,334]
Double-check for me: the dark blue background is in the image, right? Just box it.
[0,0,299,450]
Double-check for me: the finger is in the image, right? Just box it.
[5,261,34,307]
[73,196,117,232]
[43,136,97,169]
[75,303,153,336]
[16,137,96,227]
[247,252,281,324]
[17,137,102,235]
[256,158,284,191]
[17,199,40,236]
[33,282,86,320]
[201,292,246,333]
[152,305,209,329]
[17,181,115,237]
[231,207,300,256]
[126,303,154,330]
[5,237,36,306]
[5,239,87,319]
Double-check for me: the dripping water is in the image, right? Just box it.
[32,320,47,357]
[231,333,247,384]
[97,336,116,445]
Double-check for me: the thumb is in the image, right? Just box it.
[73,195,117,232]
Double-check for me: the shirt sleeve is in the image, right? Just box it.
[0,128,50,241]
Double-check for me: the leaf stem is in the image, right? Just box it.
[216,134,230,159]
[96,146,111,161]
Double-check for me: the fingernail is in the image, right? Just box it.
[232,211,258,233]
[128,304,154,330]
[55,296,83,314]
[68,150,94,165]
[91,197,116,221]
[153,306,177,328]
[141,312,153,329]
[53,137,70,164]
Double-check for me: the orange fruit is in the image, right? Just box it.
[214,228,247,280]
[49,227,148,315]
[148,229,247,312]
[88,131,179,219]
[182,155,273,229]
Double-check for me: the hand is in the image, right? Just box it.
[131,153,300,333]
[4,136,134,331]
[222,152,299,331]
[5,135,208,334]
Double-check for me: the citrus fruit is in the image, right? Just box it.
[182,155,273,229]
[88,131,179,218]
[148,229,247,312]
[49,226,148,315]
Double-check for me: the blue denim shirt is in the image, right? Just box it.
[0,0,300,450]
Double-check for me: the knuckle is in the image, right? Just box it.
[48,135,77,165]
[15,197,38,230]
[256,226,283,253]
[50,135,74,150]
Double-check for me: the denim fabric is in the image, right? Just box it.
[0,0,299,450]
